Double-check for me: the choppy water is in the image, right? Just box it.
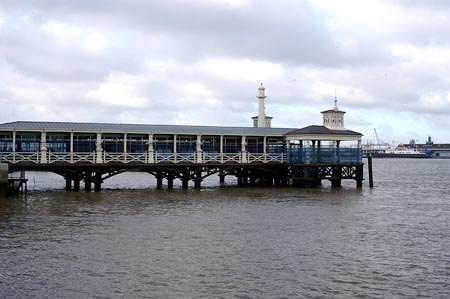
[1,159,450,298]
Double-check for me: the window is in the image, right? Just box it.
[177,135,196,153]
[202,136,220,153]
[127,134,148,153]
[223,136,241,153]
[154,135,174,153]
[73,133,96,152]
[47,133,70,153]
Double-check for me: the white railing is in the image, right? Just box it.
[0,152,17,164]
[221,153,242,163]
[1,152,40,164]
[265,153,286,163]
[103,152,126,163]
[125,153,148,164]
[247,153,265,163]
[0,151,286,164]
[203,152,221,163]
[48,152,72,163]
[175,153,196,163]
[155,153,176,163]
[71,152,97,164]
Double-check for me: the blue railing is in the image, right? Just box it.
[288,148,362,163]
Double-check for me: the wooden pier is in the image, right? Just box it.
[8,161,363,191]
[0,120,364,192]
[0,89,364,193]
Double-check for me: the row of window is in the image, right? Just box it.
[0,133,284,153]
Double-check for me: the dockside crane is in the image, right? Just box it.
[374,128,381,146]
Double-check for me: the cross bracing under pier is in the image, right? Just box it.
[0,118,364,190]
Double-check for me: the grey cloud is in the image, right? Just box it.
[0,0,391,67]
[1,0,450,142]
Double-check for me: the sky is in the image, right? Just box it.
[1,0,450,144]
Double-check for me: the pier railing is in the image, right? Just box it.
[0,149,361,165]
[0,151,288,165]
[287,148,362,164]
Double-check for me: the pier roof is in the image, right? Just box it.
[286,125,363,140]
[0,121,294,136]
[286,125,362,136]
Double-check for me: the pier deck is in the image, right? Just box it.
[1,120,363,192]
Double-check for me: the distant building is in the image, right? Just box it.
[416,136,450,158]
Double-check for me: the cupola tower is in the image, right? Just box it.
[321,94,345,130]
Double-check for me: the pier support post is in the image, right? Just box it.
[331,179,341,188]
[194,168,202,189]
[94,172,102,192]
[156,170,163,189]
[356,179,363,188]
[194,179,201,189]
[237,171,243,187]
[219,174,225,183]
[65,176,72,191]
[85,172,92,191]
[182,168,189,189]
[182,179,189,189]
[167,173,174,189]
[73,178,81,191]
[304,166,312,188]
[0,163,8,195]
[355,165,364,188]
[331,166,342,188]
[368,155,374,188]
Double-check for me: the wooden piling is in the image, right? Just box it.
[94,172,102,192]
[85,172,92,191]
[368,155,374,188]
[167,173,174,189]
[156,170,163,189]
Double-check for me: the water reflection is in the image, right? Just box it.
[1,159,450,298]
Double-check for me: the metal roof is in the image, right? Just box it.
[321,109,346,114]
[0,121,295,136]
[286,125,362,136]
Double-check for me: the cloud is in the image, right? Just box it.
[1,0,450,143]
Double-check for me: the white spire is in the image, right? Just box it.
[334,89,338,111]
[257,82,266,128]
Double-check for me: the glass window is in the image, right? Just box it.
[73,133,96,152]
[223,136,241,153]
[154,135,174,153]
[202,136,220,153]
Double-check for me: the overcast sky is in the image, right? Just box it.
[1,0,450,144]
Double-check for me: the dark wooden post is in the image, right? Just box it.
[156,170,163,189]
[355,165,363,188]
[73,178,80,191]
[85,171,92,191]
[194,168,202,189]
[368,155,374,188]
[331,166,342,188]
[94,172,102,192]
[182,167,189,189]
[65,176,72,191]
[167,173,174,189]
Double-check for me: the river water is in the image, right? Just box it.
[1,159,449,298]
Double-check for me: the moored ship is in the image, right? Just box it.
[363,144,430,158]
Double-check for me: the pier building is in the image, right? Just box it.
[0,85,363,192]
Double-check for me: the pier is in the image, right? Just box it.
[0,85,364,192]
